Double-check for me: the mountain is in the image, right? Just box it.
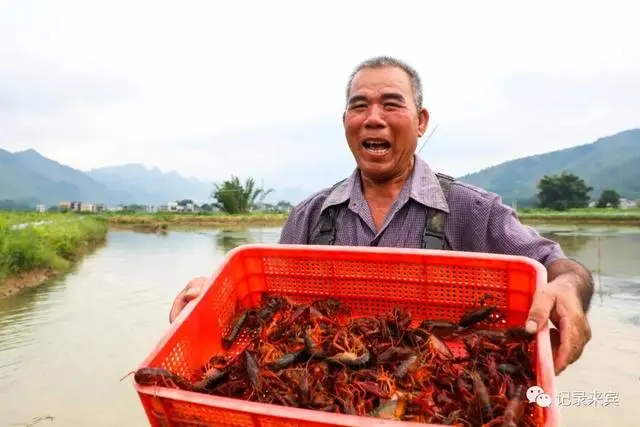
[0,148,133,205]
[459,129,640,204]
[3,128,638,208]
[0,149,213,206]
[86,164,212,205]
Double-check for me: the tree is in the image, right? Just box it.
[177,199,194,207]
[596,189,621,208]
[536,172,592,211]
[211,176,274,214]
[275,200,293,212]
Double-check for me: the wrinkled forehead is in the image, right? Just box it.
[348,66,415,103]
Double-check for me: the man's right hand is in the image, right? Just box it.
[169,276,208,323]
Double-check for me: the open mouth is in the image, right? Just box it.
[362,139,392,155]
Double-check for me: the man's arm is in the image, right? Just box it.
[481,194,593,373]
[278,199,320,245]
[482,194,594,308]
[278,209,308,244]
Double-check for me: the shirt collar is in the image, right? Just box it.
[321,155,450,214]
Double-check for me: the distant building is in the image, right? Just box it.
[80,203,95,212]
[620,198,638,209]
[35,204,46,213]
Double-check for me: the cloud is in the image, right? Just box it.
[0,0,638,192]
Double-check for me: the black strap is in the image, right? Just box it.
[421,172,454,250]
[311,172,454,249]
[310,179,346,245]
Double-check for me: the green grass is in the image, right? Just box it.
[94,207,640,228]
[0,212,108,282]
[516,207,640,222]
[99,211,290,227]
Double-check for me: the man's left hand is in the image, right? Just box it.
[525,275,592,375]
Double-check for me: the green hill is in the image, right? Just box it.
[459,129,640,205]
[0,148,213,207]
[0,148,131,205]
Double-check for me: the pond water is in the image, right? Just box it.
[0,225,638,426]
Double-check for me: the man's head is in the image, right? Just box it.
[343,56,429,184]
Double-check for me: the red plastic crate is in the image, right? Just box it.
[132,244,561,427]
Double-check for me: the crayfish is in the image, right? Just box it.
[129,293,539,426]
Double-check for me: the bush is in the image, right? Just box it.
[0,213,108,281]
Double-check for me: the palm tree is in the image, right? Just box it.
[211,176,274,214]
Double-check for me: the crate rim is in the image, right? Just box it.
[223,243,551,270]
[133,384,448,427]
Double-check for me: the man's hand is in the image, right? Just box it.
[525,274,592,375]
[169,276,208,323]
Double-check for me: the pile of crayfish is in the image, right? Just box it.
[133,293,540,426]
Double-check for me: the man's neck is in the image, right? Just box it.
[360,161,414,203]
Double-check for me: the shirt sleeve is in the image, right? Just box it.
[484,194,567,268]
[278,205,311,244]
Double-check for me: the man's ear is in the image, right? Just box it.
[342,111,346,124]
[417,108,429,137]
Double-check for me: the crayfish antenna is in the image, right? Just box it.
[119,370,136,382]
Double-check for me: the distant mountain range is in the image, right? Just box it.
[0,148,310,207]
[459,128,640,205]
[86,164,212,205]
[1,128,638,208]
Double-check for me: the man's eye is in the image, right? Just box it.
[350,104,367,110]
[384,103,401,109]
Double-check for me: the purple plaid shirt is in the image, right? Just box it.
[279,155,565,268]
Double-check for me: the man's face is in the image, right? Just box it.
[343,66,429,183]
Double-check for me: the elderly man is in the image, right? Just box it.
[170,56,593,375]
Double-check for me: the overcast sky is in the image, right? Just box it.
[1,1,638,191]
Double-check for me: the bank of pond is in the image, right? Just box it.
[1,208,639,299]
[102,208,640,230]
[0,213,108,298]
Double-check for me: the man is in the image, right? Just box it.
[170,56,593,375]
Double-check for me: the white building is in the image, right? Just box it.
[80,203,97,212]
[620,198,638,209]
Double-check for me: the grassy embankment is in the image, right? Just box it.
[1,207,635,297]
[516,208,640,225]
[0,212,108,298]
[102,211,290,232]
[102,207,640,229]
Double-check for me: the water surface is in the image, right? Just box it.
[0,225,638,426]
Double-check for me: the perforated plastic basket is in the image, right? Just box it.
[132,244,560,426]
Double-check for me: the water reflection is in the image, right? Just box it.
[542,231,591,253]
[215,229,255,253]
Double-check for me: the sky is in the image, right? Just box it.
[0,0,638,192]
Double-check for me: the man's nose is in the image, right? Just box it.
[363,105,386,129]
